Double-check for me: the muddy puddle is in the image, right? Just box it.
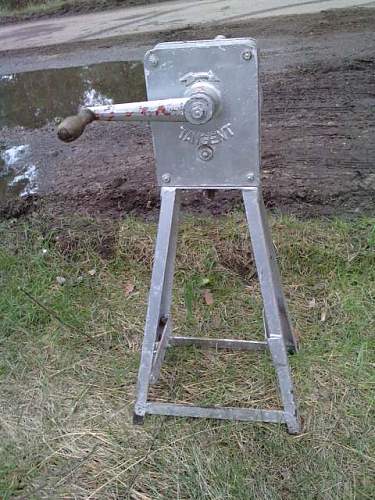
[0,61,146,201]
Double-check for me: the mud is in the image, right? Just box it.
[0,8,374,219]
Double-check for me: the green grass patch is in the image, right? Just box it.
[0,0,73,17]
[0,0,163,19]
[0,212,374,498]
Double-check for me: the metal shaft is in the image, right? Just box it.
[90,98,189,122]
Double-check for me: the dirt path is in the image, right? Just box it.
[0,0,373,52]
[1,7,374,219]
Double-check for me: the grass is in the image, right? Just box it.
[0,0,76,17]
[0,210,374,498]
[0,0,162,19]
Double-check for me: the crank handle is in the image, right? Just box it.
[58,84,221,142]
[58,98,192,142]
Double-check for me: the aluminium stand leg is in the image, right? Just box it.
[133,187,180,423]
[242,188,301,433]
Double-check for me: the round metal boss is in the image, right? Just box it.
[184,94,214,125]
[198,145,214,161]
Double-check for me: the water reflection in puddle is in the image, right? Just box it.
[9,164,37,197]
[0,61,146,129]
[0,144,36,199]
[1,144,30,166]
[0,60,146,201]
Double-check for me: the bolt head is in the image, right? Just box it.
[149,53,159,67]
[161,173,171,183]
[191,104,205,119]
[242,50,252,61]
[184,95,213,125]
[247,172,255,181]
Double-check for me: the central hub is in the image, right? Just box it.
[183,80,222,125]
[184,93,214,125]
[191,103,205,120]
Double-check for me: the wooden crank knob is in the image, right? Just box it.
[57,108,96,142]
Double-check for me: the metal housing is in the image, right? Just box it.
[144,38,260,187]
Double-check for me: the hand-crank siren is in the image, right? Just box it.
[58,37,301,434]
[58,37,259,188]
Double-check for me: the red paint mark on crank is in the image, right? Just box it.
[155,105,171,116]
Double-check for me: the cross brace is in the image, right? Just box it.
[134,187,301,434]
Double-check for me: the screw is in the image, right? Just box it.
[149,53,159,67]
[242,50,252,61]
[162,173,171,183]
[247,172,255,181]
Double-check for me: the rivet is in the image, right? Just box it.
[149,53,159,67]
[247,172,255,181]
[215,35,226,40]
[242,50,253,61]
[162,173,171,183]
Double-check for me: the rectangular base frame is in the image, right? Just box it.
[133,187,301,434]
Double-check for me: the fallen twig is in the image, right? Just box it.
[18,286,78,333]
